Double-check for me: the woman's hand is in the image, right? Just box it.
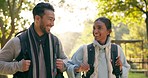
[116,56,122,71]
[75,63,90,72]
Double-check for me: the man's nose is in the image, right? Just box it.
[50,21,54,26]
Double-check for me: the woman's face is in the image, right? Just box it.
[93,20,111,44]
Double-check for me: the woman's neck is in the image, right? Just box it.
[98,37,108,45]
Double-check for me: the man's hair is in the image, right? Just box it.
[33,2,55,19]
[95,17,112,30]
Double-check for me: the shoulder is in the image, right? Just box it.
[73,45,87,56]
[115,44,123,52]
[12,37,20,42]
[10,37,21,51]
[111,44,122,50]
[113,44,125,58]
[50,33,59,41]
[111,43,124,54]
[1,37,21,59]
[72,45,84,55]
[79,43,93,51]
[5,37,20,47]
[71,45,84,61]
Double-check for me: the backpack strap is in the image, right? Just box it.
[111,44,121,78]
[84,43,95,78]
[15,31,30,61]
[51,34,64,78]
[111,44,118,68]
[13,31,32,78]
[51,33,59,59]
[83,43,120,78]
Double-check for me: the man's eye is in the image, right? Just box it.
[48,18,55,21]
[48,18,52,20]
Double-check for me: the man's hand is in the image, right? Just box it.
[56,59,65,72]
[22,59,31,72]
[75,63,90,72]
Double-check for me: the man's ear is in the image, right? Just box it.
[35,15,41,22]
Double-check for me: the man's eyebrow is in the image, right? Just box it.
[48,16,55,19]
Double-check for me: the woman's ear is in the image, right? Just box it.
[108,29,112,35]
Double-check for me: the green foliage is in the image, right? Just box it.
[96,0,148,37]
[92,0,148,58]
[96,0,146,16]
[0,0,34,48]
[71,0,148,58]
[56,32,81,58]
[70,0,148,59]
[122,20,148,58]
[78,20,94,44]
[129,72,147,78]
[70,19,94,57]
[0,0,8,16]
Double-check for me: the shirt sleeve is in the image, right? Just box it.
[118,45,131,78]
[66,45,84,78]
[58,39,69,72]
[0,37,23,75]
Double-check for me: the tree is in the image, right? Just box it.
[0,0,33,48]
[70,19,94,57]
[113,22,129,40]
[93,0,148,65]
[56,32,81,58]
[96,0,148,39]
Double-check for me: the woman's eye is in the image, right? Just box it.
[98,27,101,29]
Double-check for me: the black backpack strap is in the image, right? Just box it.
[52,34,60,58]
[111,44,121,78]
[51,34,64,78]
[111,44,118,68]
[15,31,30,61]
[84,43,95,78]
[13,31,32,78]
[83,43,120,78]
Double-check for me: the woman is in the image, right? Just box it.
[67,17,130,78]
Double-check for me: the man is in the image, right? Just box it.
[0,2,68,78]
[67,17,130,78]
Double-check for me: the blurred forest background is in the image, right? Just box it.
[0,0,148,78]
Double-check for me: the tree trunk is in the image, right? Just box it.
[146,12,148,40]
[1,37,7,48]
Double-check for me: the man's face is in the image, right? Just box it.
[39,10,55,34]
[93,20,110,44]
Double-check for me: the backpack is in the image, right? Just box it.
[13,31,31,78]
[14,31,64,78]
[82,43,121,78]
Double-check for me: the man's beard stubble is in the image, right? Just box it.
[39,20,48,34]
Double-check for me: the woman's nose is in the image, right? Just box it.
[94,29,99,34]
